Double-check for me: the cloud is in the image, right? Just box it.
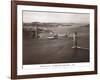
[23,11,89,23]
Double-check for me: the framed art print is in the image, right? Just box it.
[11,1,97,79]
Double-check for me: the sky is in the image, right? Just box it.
[23,11,90,23]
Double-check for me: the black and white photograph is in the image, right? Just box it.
[11,1,97,78]
[22,11,90,65]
